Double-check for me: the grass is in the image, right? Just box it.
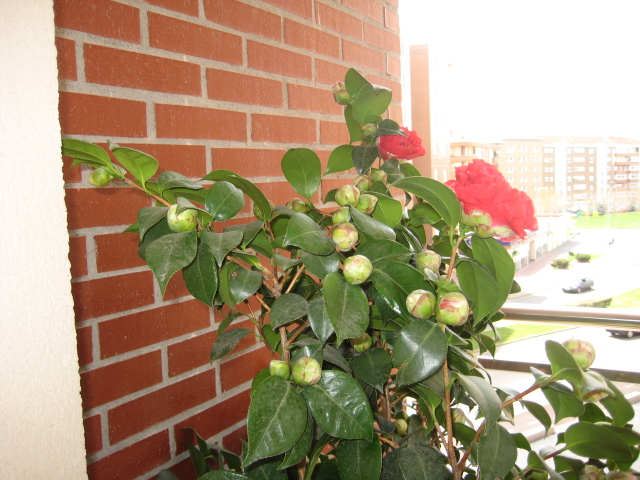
[608,288,640,309]
[572,211,640,229]
[488,324,571,345]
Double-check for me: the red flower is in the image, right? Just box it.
[377,127,426,160]
[446,159,539,240]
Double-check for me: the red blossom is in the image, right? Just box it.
[377,127,426,160]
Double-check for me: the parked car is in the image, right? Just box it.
[562,277,594,293]
[606,329,640,338]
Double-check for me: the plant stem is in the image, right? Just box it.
[442,358,462,480]
[284,320,309,349]
[445,235,465,282]
[123,177,172,207]
[285,265,306,294]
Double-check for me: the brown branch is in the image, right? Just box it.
[445,235,465,282]
[285,265,306,294]
[442,358,462,480]
[378,435,399,449]
[123,177,172,207]
[284,320,309,349]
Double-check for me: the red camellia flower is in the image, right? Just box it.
[446,159,539,240]
[377,127,426,160]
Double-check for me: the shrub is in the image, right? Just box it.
[551,258,571,269]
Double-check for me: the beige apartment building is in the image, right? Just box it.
[450,141,499,169]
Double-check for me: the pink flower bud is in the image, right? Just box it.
[576,370,611,403]
[269,360,290,379]
[331,223,359,251]
[291,357,322,385]
[605,472,636,480]
[167,204,198,232]
[370,169,387,184]
[353,175,373,192]
[350,332,373,352]
[286,198,310,213]
[332,206,351,224]
[579,465,605,480]
[562,338,596,369]
[253,200,274,220]
[436,292,470,326]
[335,185,360,207]
[415,250,441,275]
[406,290,437,319]
[331,81,353,106]
[361,123,377,139]
[343,255,373,285]
[395,418,408,435]
[356,194,378,214]
[88,167,113,187]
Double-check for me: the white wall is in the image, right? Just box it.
[0,0,88,478]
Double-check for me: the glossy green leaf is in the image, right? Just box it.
[456,258,499,323]
[545,340,582,386]
[225,220,264,249]
[210,328,253,361]
[350,348,392,393]
[283,213,335,255]
[350,206,395,240]
[370,192,403,227]
[62,138,113,169]
[471,236,515,309]
[542,384,585,422]
[522,400,552,435]
[157,171,202,192]
[302,370,373,439]
[352,87,392,125]
[282,148,321,200]
[399,162,421,177]
[218,262,239,307]
[145,231,197,295]
[344,106,363,144]
[270,293,309,329]
[273,253,301,271]
[229,268,262,304]
[370,261,431,319]
[392,319,447,386]
[110,143,158,186]
[205,180,245,221]
[325,144,355,174]
[336,435,382,480]
[201,230,243,267]
[457,374,502,432]
[526,451,564,480]
[477,423,517,480]
[182,242,218,306]
[600,377,635,426]
[352,145,379,175]
[345,68,373,99]
[308,297,334,344]
[245,457,288,480]
[322,345,351,373]
[381,443,446,480]
[280,413,313,470]
[203,170,272,221]
[137,207,169,241]
[564,422,633,460]
[376,119,403,136]
[300,250,340,280]
[596,423,640,446]
[200,472,250,480]
[218,313,244,336]
[392,176,461,228]
[244,375,308,466]
[322,272,369,345]
[356,239,412,264]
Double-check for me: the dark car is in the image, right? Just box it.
[562,277,594,293]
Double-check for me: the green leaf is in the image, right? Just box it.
[201,230,243,267]
[370,261,431,319]
[457,374,502,432]
[325,145,355,174]
[399,162,421,177]
[302,370,373,439]
[62,138,113,169]
[308,297,334,344]
[336,435,382,480]
[344,106,363,144]
[471,236,515,309]
[322,344,352,373]
[352,87,392,125]
[281,148,321,200]
[392,176,461,228]
[210,328,252,361]
[270,293,309,328]
[200,471,250,480]
[381,443,446,480]
[283,213,335,255]
[137,207,169,241]
[522,400,552,435]
[156,470,180,480]
[225,220,264,249]
[244,375,308,466]
[545,340,582,386]
[183,242,218,306]
[369,192,403,227]
[350,348,392,393]
[245,457,288,480]
[229,268,262,304]
[280,413,313,470]
[345,68,373,99]
[455,258,499,323]
[350,207,395,240]
[477,424,517,480]
[564,422,633,460]
[542,384,585,422]
[145,231,198,295]
[526,451,564,480]
[300,250,340,280]
[218,312,244,336]
[356,240,412,264]
[392,319,447,386]
[205,181,245,222]
[322,273,369,345]
[218,262,239,307]
[203,170,272,221]
[110,143,159,187]
[352,145,379,175]
[600,377,635,426]
[595,423,640,446]
[273,253,302,271]
[376,119,402,136]
[157,171,202,192]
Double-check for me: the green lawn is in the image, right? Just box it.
[572,212,640,229]
[608,288,640,309]
[489,324,571,344]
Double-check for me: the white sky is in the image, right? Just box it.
[399,1,640,142]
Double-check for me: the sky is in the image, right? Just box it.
[399,1,640,142]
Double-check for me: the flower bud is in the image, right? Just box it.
[361,123,378,139]
[343,255,373,285]
[269,360,290,380]
[415,250,441,275]
[332,206,351,225]
[406,289,437,319]
[167,204,199,232]
[253,200,275,220]
[350,333,373,352]
[395,418,408,436]
[370,169,387,184]
[335,185,360,207]
[356,194,378,214]
[353,175,373,192]
[461,210,492,228]
[88,167,113,187]
[331,81,353,106]
[475,224,496,238]
[291,357,322,386]
[436,292,470,326]
[451,408,467,424]
[562,338,596,369]
[605,472,636,480]
[286,198,310,213]
[576,370,611,403]
[580,465,605,480]
[331,223,358,251]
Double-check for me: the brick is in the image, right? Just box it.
[65,187,150,230]
[156,104,247,141]
[315,3,362,40]
[211,148,285,178]
[55,37,77,80]
[100,300,212,358]
[81,351,162,410]
[288,84,342,115]
[256,180,320,208]
[386,0,399,7]
[84,414,103,455]
[84,44,201,96]
[143,0,199,16]
[343,0,383,23]
[247,41,312,80]
[58,92,147,137]
[86,431,170,480]
[163,457,198,480]
[206,69,282,107]
[174,390,251,454]
[342,40,385,72]
[261,0,312,19]
[149,13,242,65]
[163,272,191,301]
[223,424,247,455]
[284,19,340,58]
[364,22,400,54]
[252,114,316,144]
[204,0,281,41]
[77,326,93,367]
[387,54,401,77]
[122,143,207,178]
[369,74,402,102]
[72,271,155,322]
[320,121,350,146]
[219,347,272,392]
[108,369,216,443]
[54,0,141,43]
[316,59,350,86]
[62,154,82,183]
[95,232,144,273]
[68,235,88,278]
[384,7,400,32]
[388,104,403,123]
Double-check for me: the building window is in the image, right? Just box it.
[506,146,513,152]
[544,167,554,172]
[544,148,554,153]
[519,166,528,172]
[572,157,586,162]
[572,147,586,153]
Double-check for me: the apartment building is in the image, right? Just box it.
[450,141,499,170]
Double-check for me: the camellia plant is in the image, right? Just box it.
[62,69,639,480]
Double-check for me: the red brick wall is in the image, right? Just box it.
[55,1,401,478]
